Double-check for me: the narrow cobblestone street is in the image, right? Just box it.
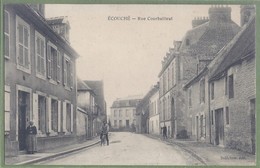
[37,132,202,165]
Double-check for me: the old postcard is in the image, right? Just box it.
[3,2,256,166]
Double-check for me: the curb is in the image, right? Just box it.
[15,140,100,165]
[144,134,207,165]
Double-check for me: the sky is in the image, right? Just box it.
[45,4,241,114]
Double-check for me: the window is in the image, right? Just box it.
[188,88,192,108]
[114,110,117,117]
[119,110,122,117]
[64,54,73,89]
[226,107,229,125]
[126,120,129,128]
[211,82,214,100]
[211,110,214,125]
[5,86,11,132]
[16,16,30,73]
[114,120,117,127]
[225,75,228,95]
[163,73,166,93]
[51,99,58,132]
[133,109,136,116]
[66,103,71,132]
[228,74,234,98]
[167,68,170,90]
[172,59,176,85]
[200,79,205,103]
[119,120,122,127]
[35,31,46,78]
[38,95,47,133]
[126,109,129,117]
[47,42,60,83]
[4,11,10,59]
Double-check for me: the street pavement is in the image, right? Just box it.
[6,131,255,166]
[37,132,202,165]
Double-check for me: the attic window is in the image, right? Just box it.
[186,39,190,46]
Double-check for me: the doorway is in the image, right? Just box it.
[18,91,30,150]
[171,98,175,138]
[196,116,199,141]
[250,99,255,154]
[215,108,224,146]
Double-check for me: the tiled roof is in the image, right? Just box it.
[180,20,241,57]
[84,80,106,112]
[46,17,64,25]
[111,99,141,108]
[77,78,92,91]
[136,85,159,110]
[209,16,255,81]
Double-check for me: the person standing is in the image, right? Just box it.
[26,121,37,154]
[163,125,167,139]
[100,120,109,146]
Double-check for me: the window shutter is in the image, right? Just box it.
[63,58,67,86]
[57,51,61,83]
[47,45,51,79]
[41,40,45,74]
[62,102,67,132]
[203,115,206,138]
[47,97,52,133]
[70,61,73,89]
[24,28,29,68]
[33,93,39,130]
[71,104,73,132]
[58,100,61,132]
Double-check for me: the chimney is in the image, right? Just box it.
[208,5,231,22]
[192,16,209,28]
[173,40,182,51]
[240,5,255,26]
[29,4,45,18]
[46,16,71,43]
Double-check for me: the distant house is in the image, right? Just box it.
[76,78,96,140]
[148,85,160,135]
[84,80,107,136]
[110,96,141,131]
[136,86,159,134]
[158,5,240,139]
[4,4,79,156]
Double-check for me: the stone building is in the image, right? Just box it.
[158,5,240,139]
[148,85,160,135]
[209,15,255,154]
[110,96,141,131]
[183,6,255,154]
[4,4,79,156]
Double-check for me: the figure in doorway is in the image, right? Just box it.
[26,121,37,154]
[162,125,167,139]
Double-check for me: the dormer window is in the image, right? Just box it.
[186,39,190,46]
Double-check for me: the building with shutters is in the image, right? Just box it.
[4,4,79,156]
[110,96,141,131]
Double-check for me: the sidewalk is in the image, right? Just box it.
[146,134,256,166]
[5,137,100,165]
